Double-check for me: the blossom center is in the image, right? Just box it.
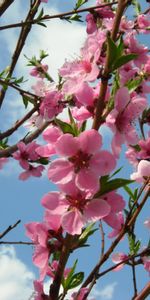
[69,150,91,173]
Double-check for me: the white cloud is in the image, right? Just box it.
[90,282,117,300]
[0,246,35,300]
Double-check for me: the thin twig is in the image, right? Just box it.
[0,106,39,141]
[0,120,51,157]
[81,186,150,290]
[0,241,33,245]
[0,0,14,17]
[131,259,138,299]
[0,0,41,108]
[134,282,150,300]
[92,0,128,130]
[0,220,21,239]
[0,2,118,31]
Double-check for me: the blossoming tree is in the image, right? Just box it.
[0,0,150,299]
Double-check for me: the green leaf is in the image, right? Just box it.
[69,14,83,22]
[107,35,118,69]
[54,119,75,135]
[95,178,134,197]
[79,223,97,246]
[36,157,49,165]
[131,0,141,15]
[75,0,88,9]
[68,272,84,289]
[123,185,135,201]
[22,95,29,108]
[113,54,138,70]
[125,77,143,93]
[62,260,78,290]
[37,22,47,28]
[36,8,44,21]
[109,166,123,178]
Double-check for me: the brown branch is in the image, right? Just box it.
[0,0,41,108]
[81,186,150,290]
[0,78,40,99]
[49,234,73,300]
[0,120,51,157]
[131,259,138,299]
[0,106,38,141]
[0,0,15,17]
[0,220,21,239]
[92,0,128,130]
[0,2,118,31]
[134,282,150,300]
[0,241,33,245]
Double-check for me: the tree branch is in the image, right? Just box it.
[0,0,15,17]
[0,2,118,31]
[92,0,128,130]
[0,120,51,157]
[0,0,41,108]
[0,220,21,239]
[134,282,150,300]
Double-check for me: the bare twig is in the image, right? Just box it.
[0,241,33,245]
[0,0,14,16]
[0,2,118,31]
[0,220,21,239]
[92,0,128,130]
[134,282,150,300]
[0,0,41,108]
[131,259,138,299]
[0,106,39,141]
[0,120,51,157]
[81,186,150,291]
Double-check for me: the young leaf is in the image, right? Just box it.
[75,0,88,10]
[55,119,75,135]
[113,54,138,70]
[95,178,134,197]
[67,272,84,289]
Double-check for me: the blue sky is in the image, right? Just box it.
[0,1,150,299]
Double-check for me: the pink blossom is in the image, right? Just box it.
[112,252,128,271]
[25,222,50,280]
[0,157,8,169]
[125,33,149,67]
[13,141,40,170]
[47,260,71,279]
[32,79,50,97]
[30,64,48,78]
[19,165,44,180]
[108,212,124,238]
[71,288,91,300]
[86,14,97,34]
[103,191,125,231]
[36,125,62,157]
[130,160,150,183]
[41,182,111,235]
[142,256,150,275]
[106,87,147,157]
[137,13,150,34]
[48,129,116,193]
[34,280,44,300]
[40,89,63,120]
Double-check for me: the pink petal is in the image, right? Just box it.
[41,192,60,210]
[79,129,102,154]
[91,151,116,176]
[76,169,100,193]
[48,159,74,184]
[55,134,79,157]
[36,144,55,157]
[84,199,111,221]
[62,210,85,235]
[75,82,94,106]
[115,87,130,111]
